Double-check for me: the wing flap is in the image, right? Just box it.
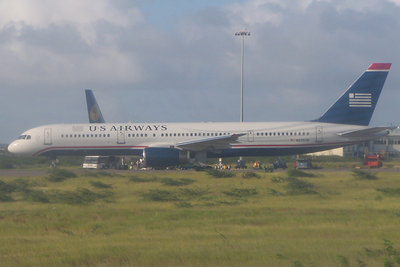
[176,133,245,152]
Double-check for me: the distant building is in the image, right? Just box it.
[344,130,400,158]
[308,147,344,157]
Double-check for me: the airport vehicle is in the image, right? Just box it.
[363,154,383,168]
[82,156,110,169]
[273,159,287,169]
[235,158,247,169]
[8,63,392,168]
[295,158,312,169]
[85,89,105,123]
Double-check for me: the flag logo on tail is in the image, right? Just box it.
[349,93,372,107]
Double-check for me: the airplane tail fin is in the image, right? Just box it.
[85,89,105,123]
[315,63,391,126]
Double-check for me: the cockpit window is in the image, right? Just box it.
[17,135,31,140]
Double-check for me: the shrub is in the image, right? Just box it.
[205,169,235,178]
[241,172,260,179]
[129,176,158,183]
[9,178,35,192]
[53,188,113,205]
[0,180,17,193]
[81,170,114,177]
[287,169,315,178]
[223,188,258,198]
[1,178,36,193]
[377,188,400,196]
[267,188,283,196]
[271,176,286,183]
[285,177,317,195]
[24,190,50,203]
[142,190,179,202]
[352,169,378,180]
[47,169,77,182]
[0,193,14,202]
[160,178,195,186]
[90,181,113,189]
[0,160,14,169]
[179,188,209,198]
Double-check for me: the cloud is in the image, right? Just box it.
[0,0,142,42]
[0,0,145,86]
[1,0,400,143]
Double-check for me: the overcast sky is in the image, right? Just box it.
[1,0,400,143]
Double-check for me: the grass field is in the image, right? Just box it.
[1,168,400,266]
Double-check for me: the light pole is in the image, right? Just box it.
[235,29,250,122]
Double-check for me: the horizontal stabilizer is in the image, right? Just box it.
[337,127,392,138]
[176,133,245,152]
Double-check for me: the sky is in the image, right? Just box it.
[1,0,400,144]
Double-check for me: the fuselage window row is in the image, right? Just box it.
[255,132,310,137]
[61,134,111,138]
[60,131,310,139]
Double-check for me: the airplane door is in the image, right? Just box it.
[44,128,52,145]
[247,130,254,142]
[117,130,125,144]
[316,126,323,143]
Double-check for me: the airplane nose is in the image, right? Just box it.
[8,142,21,154]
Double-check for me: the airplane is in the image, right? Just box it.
[85,89,105,123]
[8,63,392,167]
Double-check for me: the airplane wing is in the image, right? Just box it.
[337,126,392,138]
[175,133,246,152]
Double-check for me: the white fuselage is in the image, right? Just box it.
[8,121,381,158]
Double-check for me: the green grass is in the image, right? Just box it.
[1,169,400,266]
[352,169,378,180]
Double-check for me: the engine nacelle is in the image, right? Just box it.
[143,147,189,168]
